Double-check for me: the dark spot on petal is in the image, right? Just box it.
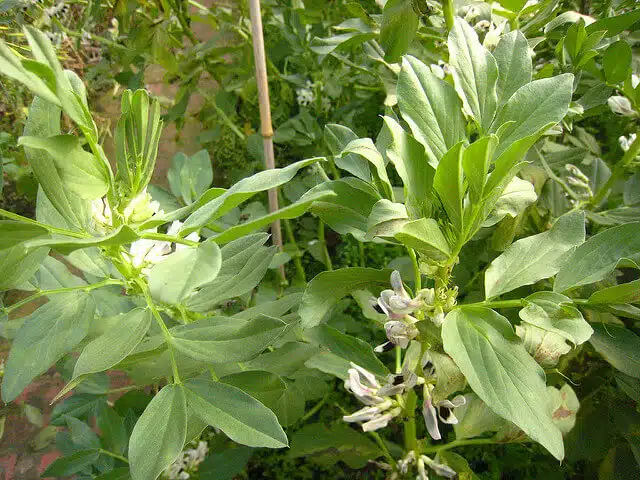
[373,303,384,314]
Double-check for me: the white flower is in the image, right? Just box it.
[123,188,162,223]
[632,74,639,90]
[483,20,507,51]
[343,363,404,432]
[129,238,172,268]
[429,64,445,79]
[296,80,316,107]
[91,197,113,230]
[619,133,637,152]
[422,384,466,440]
[608,96,636,117]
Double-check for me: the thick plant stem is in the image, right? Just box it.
[403,389,418,452]
[249,0,286,284]
[591,133,640,206]
[442,0,455,32]
[318,220,333,271]
[3,279,124,314]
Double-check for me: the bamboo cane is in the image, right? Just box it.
[248,0,286,284]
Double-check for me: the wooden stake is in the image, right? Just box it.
[248,0,286,283]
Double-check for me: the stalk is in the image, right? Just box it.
[248,0,286,284]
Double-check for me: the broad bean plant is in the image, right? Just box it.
[0,5,639,480]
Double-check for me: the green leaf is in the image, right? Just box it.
[394,218,451,261]
[198,447,254,480]
[603,41,632,85]
[245,342,319,377]
[0,38,60,106]
[73,308,152,378]
[589,323,640,379]
[485,211,585,298]
[288,422,382,469]
[214,189,335,244]
[367,199,409,239]
[180,150,213,204]
[380,0,419,63]
[0,221,49,251]
[462,136,499,204]
[186,234,276,312]
[182,157,323,232]
[299,267,392,329]
[324,124,370,182]
[588,280,640,305]
[25,99,91,230]
[397,55,466,164]
[41,449,100,477]
[305,325,388,376]
[586,10,640,37]
[433,142,465,232]
[167,152,187,199]
[554,222,640,293]
[129,384,187,480]
[449,18,499,132]
[171,315,287,363]
[382,116,434,219]
[0,245,49,291]
[490,74,574,159]
[493,31,532,107]
[18,135,109,199]
[96,404,127,455]
[519,292,593,345]
[184,379,288,448]
[148,239,222,304]
[483,176,537,227]
[221,371,287,409]
[94,468,130,480]
[2,292,95,402]
[306,178,381,241]
[339,139,393,200]
[442,307,564,460]
[29,255,85,291]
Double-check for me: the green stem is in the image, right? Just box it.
[282,217,306,283]
[318,220,333,271]
[3,279,124,314]
[99,449,129,464]
[395,346,402,374]
[407,247,421,291]
[196,87,246,140]
[442,0,455,32]
[0,208,89,239]
[421,437,504,454]
[403,389,418,452]
[358,241,366,268]
[299,393,329,423]
[590,132,640,206]
[369,431,396,467]
[139,232,199,247]
[139,281,181,384]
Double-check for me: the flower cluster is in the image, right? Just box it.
[164,441,208,480]
[619,133,637,153]
[296,80,316,107]
[396,451,457,480]
[372,271,422,351]
[342,363,413,432]
[564,164,593,202]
